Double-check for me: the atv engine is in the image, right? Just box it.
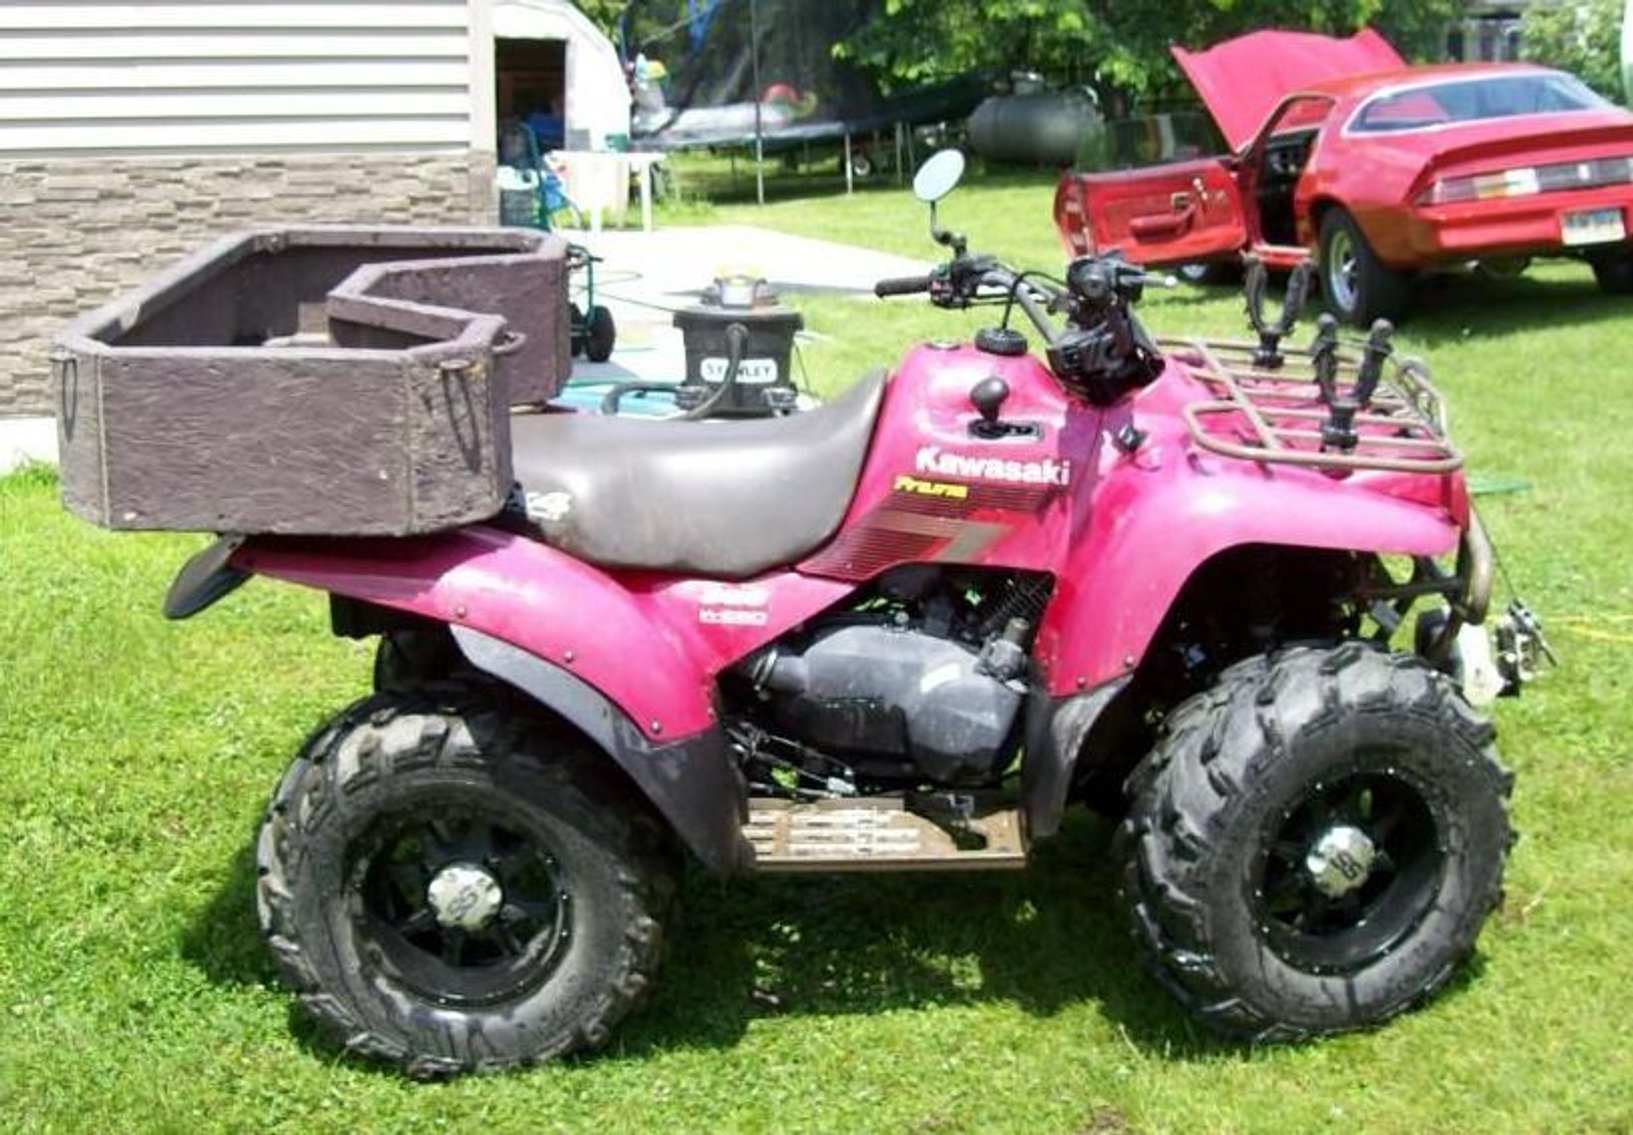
[733,570,1048,792]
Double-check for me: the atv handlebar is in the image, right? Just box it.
[873,254,1173,346]
[873,275,934,298]
[875,252,1171,405]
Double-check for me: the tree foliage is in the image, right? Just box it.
[572,0,627,39]
[834,0,1459,107]
[1521,0,1625,102]
[572,1,1468,111]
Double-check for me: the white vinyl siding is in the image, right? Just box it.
[0,2,475,156]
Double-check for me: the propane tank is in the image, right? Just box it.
[968,87,1103,167]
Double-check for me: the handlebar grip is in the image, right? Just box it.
[874,275,933,298]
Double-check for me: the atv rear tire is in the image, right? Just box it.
[373,627,463,691]
[1319,208,1409,326]
[1117,644,1512,1041]
[256,684,677,1077]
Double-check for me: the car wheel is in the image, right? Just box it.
[1473,256,1530,279]
[257,684,678,1077]
[1177,260,1241,287]
[1117,644,1512,1041]
[1319,209,1410,326]
[1589,249,1633,295]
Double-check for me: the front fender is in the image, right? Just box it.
[1043,462,1462,694]
[232,526,713,742]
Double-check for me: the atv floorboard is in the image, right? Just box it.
[747,797,1026,871]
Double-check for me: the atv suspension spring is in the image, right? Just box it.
[978,574,1053,643]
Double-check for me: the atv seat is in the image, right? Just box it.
[509,370,887,579]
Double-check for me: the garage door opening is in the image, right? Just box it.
[497,37,568,151]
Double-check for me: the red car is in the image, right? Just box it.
[1054,28,1633,324]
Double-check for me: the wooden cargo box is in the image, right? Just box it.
[55,227,569,536]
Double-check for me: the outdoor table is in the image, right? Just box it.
[551,150,666,233]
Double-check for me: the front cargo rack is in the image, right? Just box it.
[1161,337,1462,475]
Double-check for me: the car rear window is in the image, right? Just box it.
[1350,72,1609,133]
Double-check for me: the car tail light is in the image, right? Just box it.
[1062,185,1096,254]
[1419,156,1633,205]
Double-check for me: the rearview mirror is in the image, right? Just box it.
[913,150,966,204]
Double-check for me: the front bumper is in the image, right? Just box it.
[1430,515,1553,705]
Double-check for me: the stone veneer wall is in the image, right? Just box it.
[0,149,496,417]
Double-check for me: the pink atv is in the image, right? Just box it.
[171,153,1541,1075]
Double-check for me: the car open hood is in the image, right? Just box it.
[1172,27,1405,151]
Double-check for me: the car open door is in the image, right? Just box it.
[1056,155,1247,267]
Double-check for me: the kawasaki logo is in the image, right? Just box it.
[914,446,1070,486]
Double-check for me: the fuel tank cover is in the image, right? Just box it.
[975,326,1029,357]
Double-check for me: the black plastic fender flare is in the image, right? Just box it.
[163,535,250,620]
[1021,676,1131,842]
[451,626,752,875]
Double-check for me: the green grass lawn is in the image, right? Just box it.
[4,172,1633,1133]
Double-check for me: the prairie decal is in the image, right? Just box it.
[892,474,970,499]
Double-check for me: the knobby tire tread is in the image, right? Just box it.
[1113,645,1513,1042]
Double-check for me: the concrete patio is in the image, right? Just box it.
[557,223,930,388]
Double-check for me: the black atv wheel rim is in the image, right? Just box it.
[349,802,571,1006]
[1252,767,1444,975]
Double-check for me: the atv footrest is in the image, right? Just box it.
[746,797,1026,872]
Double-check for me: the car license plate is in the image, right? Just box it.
[1561,207,1626,246]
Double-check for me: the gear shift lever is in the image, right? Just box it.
[970,376,1009,438]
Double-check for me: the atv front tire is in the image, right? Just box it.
[1118,644,1512,1041]
[256,684,676,1076]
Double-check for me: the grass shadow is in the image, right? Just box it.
[1401,267,1624,344]
[179,840,278,991]
[178,814,1220,1067]
[181,810,1499,1073]
[612,814,1225,1062]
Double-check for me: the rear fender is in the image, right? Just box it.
[1041,467,1462,694]
[452,627,750,873]
[231,525,715,739]
[229,527,752,872]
